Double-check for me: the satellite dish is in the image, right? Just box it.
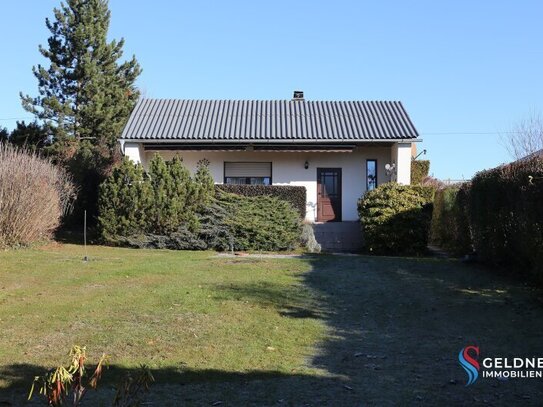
[385,163,396,176]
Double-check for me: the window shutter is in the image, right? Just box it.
[224,162,271,177]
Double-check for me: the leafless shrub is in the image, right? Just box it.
[502,112,543,160]
[421,176,446,189]
[0,143,76,248]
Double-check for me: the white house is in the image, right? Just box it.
[119,93,419,224]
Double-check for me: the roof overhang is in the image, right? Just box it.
[121,139,421,153]
[121,138,420,144]
[119,138,421,154]
[141,143,358,153]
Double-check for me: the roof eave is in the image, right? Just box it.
[119,138,421,144]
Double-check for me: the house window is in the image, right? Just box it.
[224,162,272,185]
[366,159,377,191]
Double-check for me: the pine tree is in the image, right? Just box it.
[9,121,50,150]
[0,128,8,144]
[21,0,140,152]
[20,0,141,224]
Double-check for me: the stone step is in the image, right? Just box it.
[312,221,363,252]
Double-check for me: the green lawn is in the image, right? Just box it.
[1,244,543,405]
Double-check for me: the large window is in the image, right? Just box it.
[366,159,377,191]
[224,162,272,185]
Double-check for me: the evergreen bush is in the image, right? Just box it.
[468,157,543,282]
[357,183,435,255]
[216,184,306,218]
[98,155,301,251]
[218,191,301,251]
[411,160,430,185]
[430,185,472,255]
[98,154,213,243]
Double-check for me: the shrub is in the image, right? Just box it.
[97,158,152,241]
[358,183,435,255]
[468,157,543,282]
[411,160,430,185]
[98,156,301,251]
[218,191,302,251]
[98,154,214,242]
[0,143,76,248]
[430,185,472,255]
[216,184,307,218]
[28,345,154,407]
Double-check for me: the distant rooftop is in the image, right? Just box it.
[121,98,419,142]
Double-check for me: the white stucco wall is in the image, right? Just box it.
[123,142,145,165]
[135,146,395,222]
[395,142,412,185]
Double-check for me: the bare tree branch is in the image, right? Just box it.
[501,112,543,160]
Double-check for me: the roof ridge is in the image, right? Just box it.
[138,98,404,104]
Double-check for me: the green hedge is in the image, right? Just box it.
[411,160,430,185]
[216,184,306,218]
[468,157,543,282]
[217,191,301,251]
[357,183,435,255]
[430,185,472,255]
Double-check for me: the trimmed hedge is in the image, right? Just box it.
[357,183,435,255]
[430,185,472,255]
[428,157,543,284]
[468,157,543,282]
[411,160,430,185]
[216,184,307,218]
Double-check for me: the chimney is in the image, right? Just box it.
[292,90,304,101]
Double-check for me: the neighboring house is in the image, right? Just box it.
[120,92,420,223]
[519,148,543,162]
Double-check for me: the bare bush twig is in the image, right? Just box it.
[501,112,543,160]
[0,142,76,248]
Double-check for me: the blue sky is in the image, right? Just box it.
[1,1,542,179]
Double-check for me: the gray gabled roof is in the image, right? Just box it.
[121,98,419,142]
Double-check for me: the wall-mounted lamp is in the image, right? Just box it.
[304,160,309,169]
[413,149,427,160]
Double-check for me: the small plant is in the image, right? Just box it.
[113,364,155,407]
[28,346,155,406]
[28,345,108,406]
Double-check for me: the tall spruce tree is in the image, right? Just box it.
[21,0,141,224]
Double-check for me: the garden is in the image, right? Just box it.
[1,0,543,404]
[2,244,543,405]
[2,143,543,404]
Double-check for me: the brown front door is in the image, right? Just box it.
[317,168,342,222]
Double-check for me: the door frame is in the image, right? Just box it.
[316,167,342,222]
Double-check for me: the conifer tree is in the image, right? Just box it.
[194,160,215,207]
[9,121,50,151]
[0,128,9,144]
[21,0,141,223]
[98,158,151,239]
